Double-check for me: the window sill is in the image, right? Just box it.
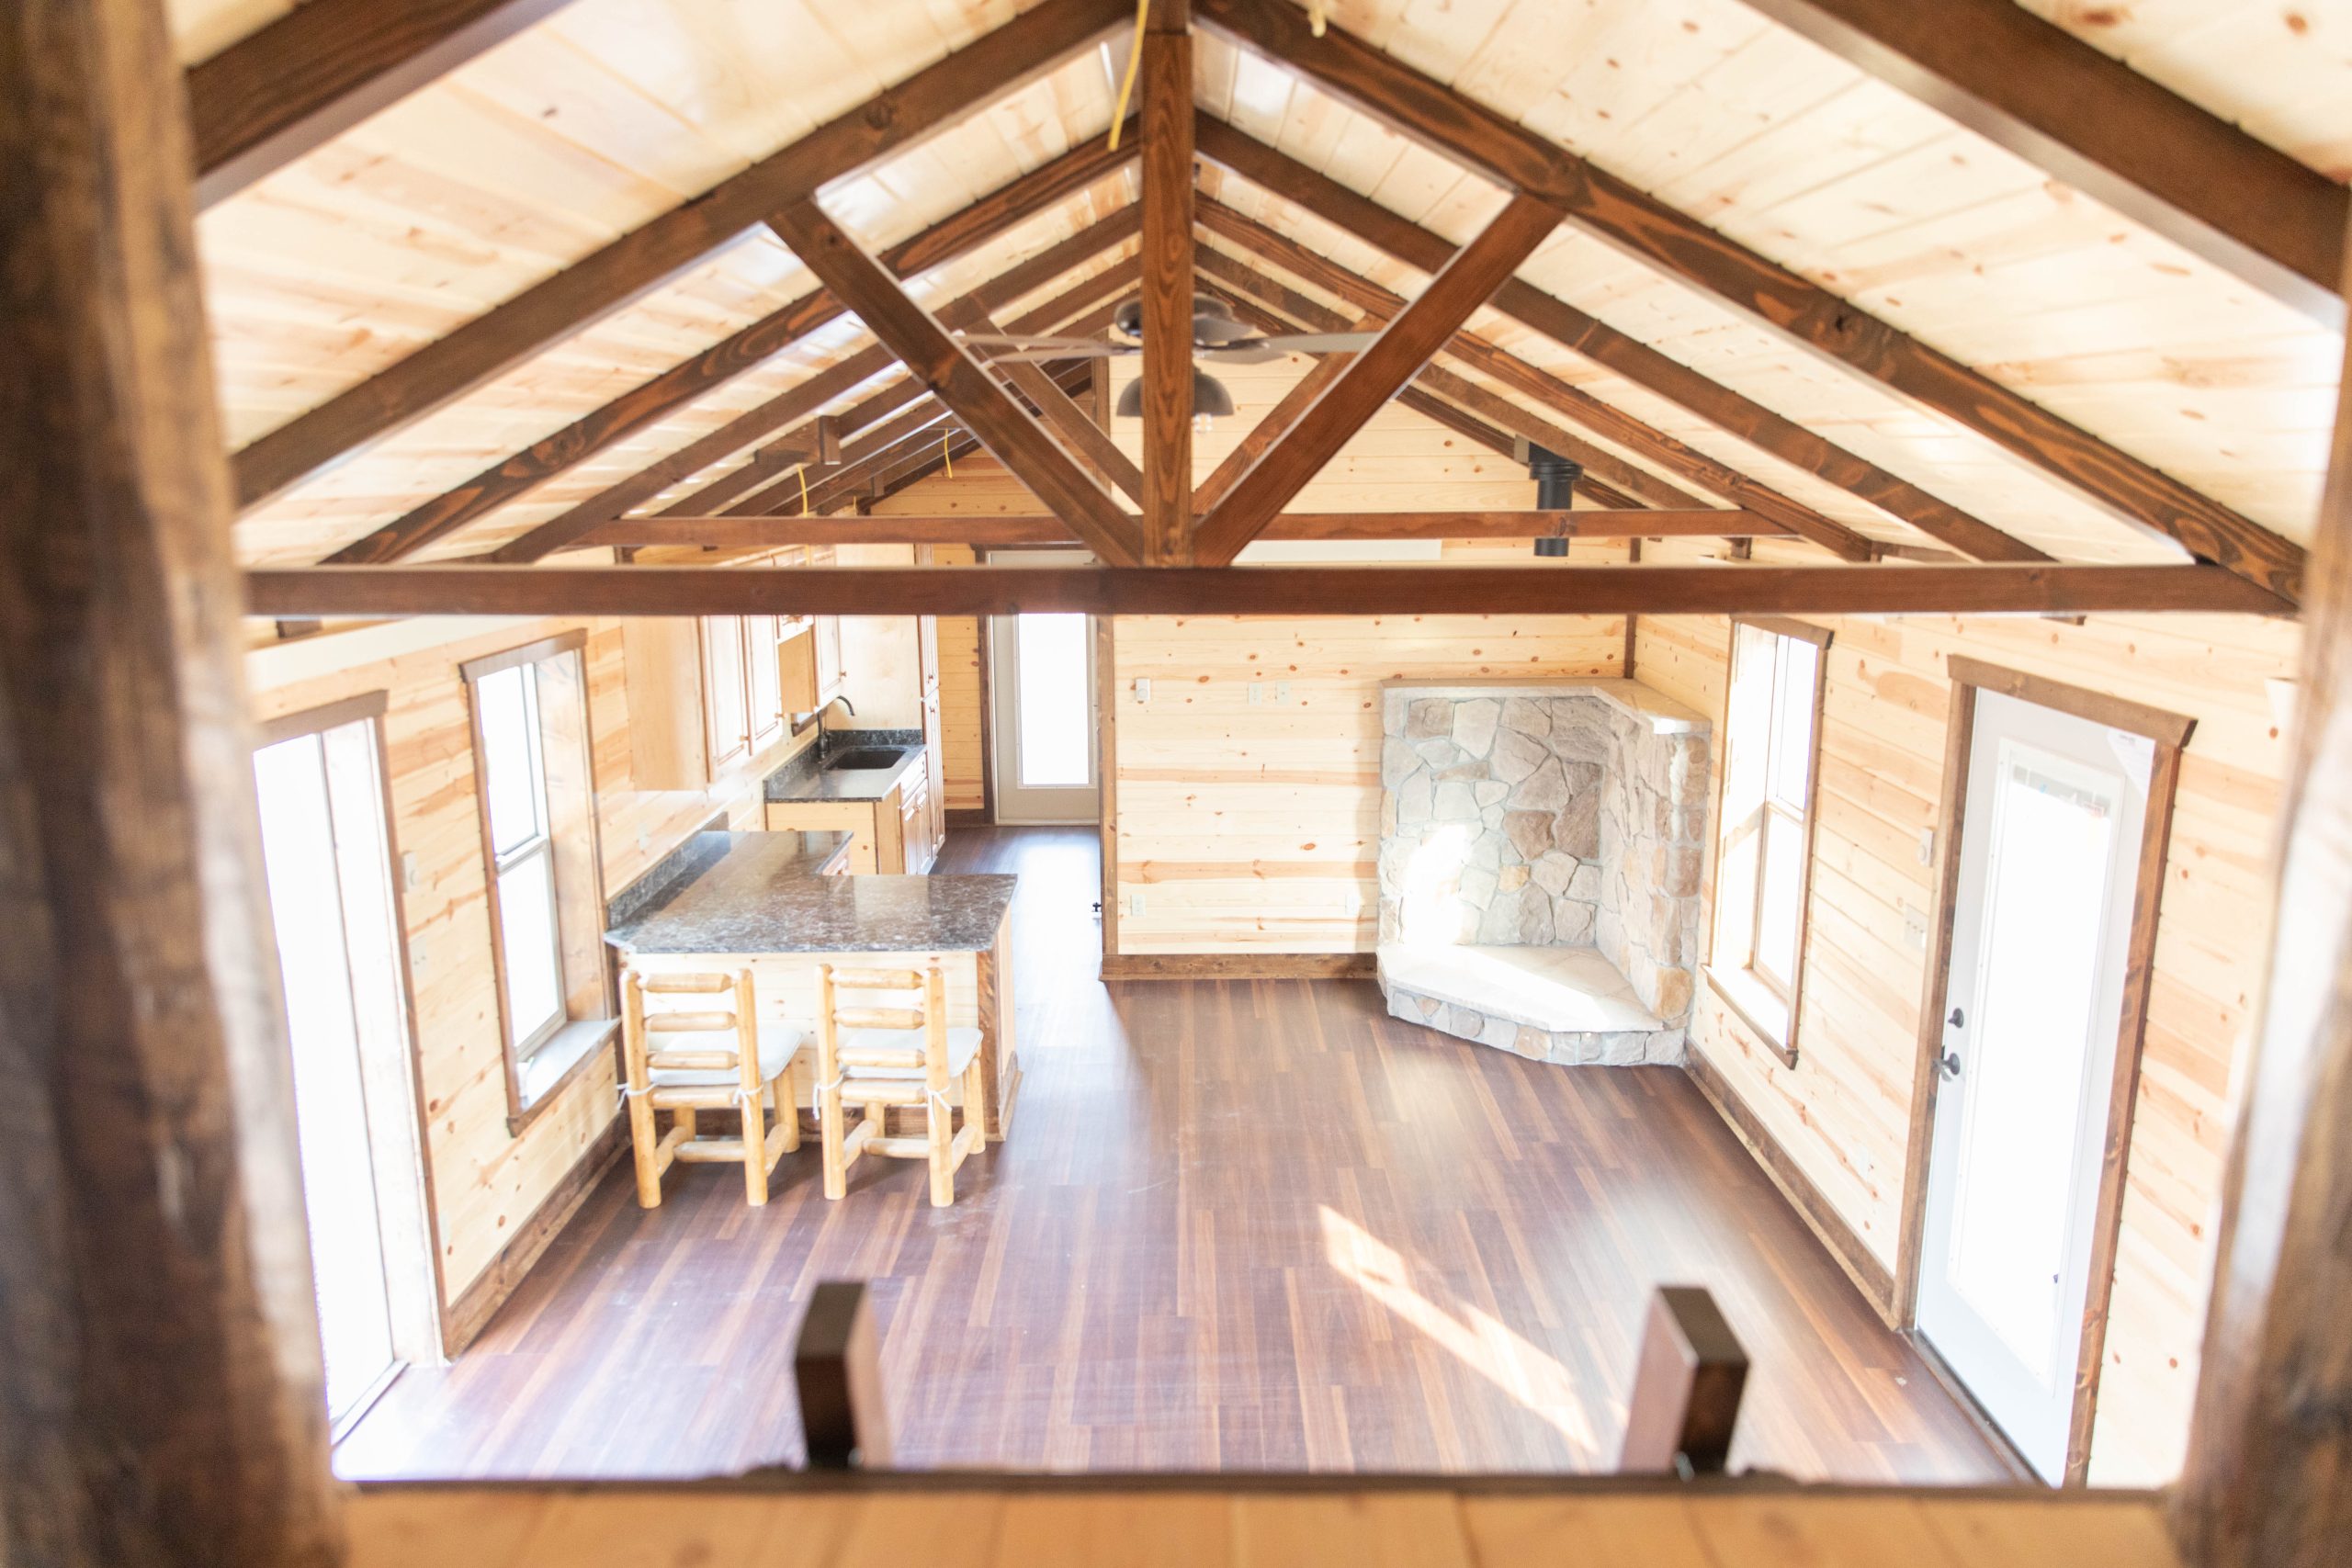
[1702,965,1798,1068]
[507,1017,619,1135]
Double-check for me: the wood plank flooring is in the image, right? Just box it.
[335,828,2006,1483]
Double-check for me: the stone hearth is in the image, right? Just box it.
[1375,679,1711,1065]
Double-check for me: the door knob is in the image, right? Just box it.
[1948,1006,1965,1029]
[1939,1049,1962,1080]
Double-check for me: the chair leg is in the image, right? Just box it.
[627,1093,662,1209]
[821,1076,847,1201]
[776,1076,801,1153]
[927,1092,955,1208]
[964,1055,989,1147]
[741,1094,769,1206]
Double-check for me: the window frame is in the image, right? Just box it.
[459,632,615,1131]
[1706,615,1834,1067]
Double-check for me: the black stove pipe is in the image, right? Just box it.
[1528,445,1583,558]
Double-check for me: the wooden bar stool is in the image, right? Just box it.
[620,968,804,1207]
[814,963,987,1207]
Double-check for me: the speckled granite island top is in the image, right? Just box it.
[604,830,1016,955]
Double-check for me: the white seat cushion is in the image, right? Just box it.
[838,1024,982,1080]
[648,1021,804,1088]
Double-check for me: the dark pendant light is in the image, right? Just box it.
[1115,367,1237,426]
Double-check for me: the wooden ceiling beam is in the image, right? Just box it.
[978,317,1148,505]
[188,0,579,209]
[1198,116,2043,566]
[247,561,2287,619]
[1740,0,2346,328]
[231,0,1131,512]
[486,206,1143,558]
[1196,233,1881,557]
[1139,5,1196,561]
[1192,194,1564,564]
[768,198,1144,565]
[583,509,1788,548]
[1187,8,2299,599]
[1199,268,1699,512]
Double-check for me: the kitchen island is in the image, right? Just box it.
[605,830,1020,1135]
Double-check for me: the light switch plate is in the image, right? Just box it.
[1134,677,1150,704]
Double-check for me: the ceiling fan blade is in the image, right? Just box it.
[1198,345,1291,365]
[1252,332,1382,353]
[956,332,1110,351]
[1192,314,1260,346]
[977,344,1136,363]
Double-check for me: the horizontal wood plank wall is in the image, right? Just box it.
[244,613,814,1326]
[1630,546,2299,1486]
[927,544,987,813]
[1109,612,1625,953]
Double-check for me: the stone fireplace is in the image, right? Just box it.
[1375,679,1711,1066]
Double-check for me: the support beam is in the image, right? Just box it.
[1186,5,2302,602]
[1138,9,1195,563]
[1740,0,2346,328]
[769,199,1145,565]
[230,0,1129,511]
[582,509,1786,548]
[245,562,2285,620]
[1192,194,1564,564]
[1198,204,1885,559]
[794,1281,891,1470]
[1619,1287,1749,1476]
[1197,116,2044,566]
[2171,231,2352,1568]
[188,0,576,209]
[3,0,337,1561]
[482,204,1142,560]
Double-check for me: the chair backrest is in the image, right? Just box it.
[621,968,762,1098]
[815,964,950,1096]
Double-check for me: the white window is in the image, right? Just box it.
[1710,618,1831,1058]
[477,660,566,1056]
[463,633,613,1125]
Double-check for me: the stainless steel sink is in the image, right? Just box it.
[823,747,906,772]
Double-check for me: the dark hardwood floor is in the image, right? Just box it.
[336,827,2006,1482]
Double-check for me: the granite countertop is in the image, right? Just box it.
[604,830,1015,955]
[765,728,927,804]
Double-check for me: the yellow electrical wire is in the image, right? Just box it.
[1105,0,1149,152]
[944,431,955,479]
[797,465,809,516]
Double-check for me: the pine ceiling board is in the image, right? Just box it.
[2015,0,2352,181]
[1600,26,1866,203]
[1213,37,1300,143]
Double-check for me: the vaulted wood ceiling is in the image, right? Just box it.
[175,0,2344,610]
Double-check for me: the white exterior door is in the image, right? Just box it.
[988,548,1101,824]
[1916,689,2152,1483]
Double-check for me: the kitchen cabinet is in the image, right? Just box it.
[814,615,846,704]
[622,615,796,789]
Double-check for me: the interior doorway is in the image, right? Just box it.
[987,548,1101,824]
[253,699,443,1437]
[1910,668,2186,1484]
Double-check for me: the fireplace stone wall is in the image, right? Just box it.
[1377,679,1712,1038]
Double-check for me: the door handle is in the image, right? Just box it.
[1948,1006,1965,1029]
[1939,1049,1962,1080]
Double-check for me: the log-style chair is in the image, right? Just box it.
[814,963,987,1207]
[620,968,805,1207]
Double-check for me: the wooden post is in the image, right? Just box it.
[1138,0,1194,564]
[0,0,341,1563]
[1618,1287,1749,1476]
[2170,224,2352,1568]
[795,1281,893,1469]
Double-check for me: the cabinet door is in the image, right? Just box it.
[922,687,946,849]
[701,615,750,773]
[745,614,785,751]
[815,615,845,699]
[898,777,932,874]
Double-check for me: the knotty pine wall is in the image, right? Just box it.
[1629,547,2298,1487]
[244,615,814,1337]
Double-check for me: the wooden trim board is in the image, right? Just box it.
[1099,953,1378,980]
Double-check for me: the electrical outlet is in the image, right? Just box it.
[1903,905,1928,951]
[1248,682,1263,705]
[1275,681,1291,702]
[1133,677,1150,704]
[1127,890,1146,918]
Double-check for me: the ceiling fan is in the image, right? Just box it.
[958,293,1375,368]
